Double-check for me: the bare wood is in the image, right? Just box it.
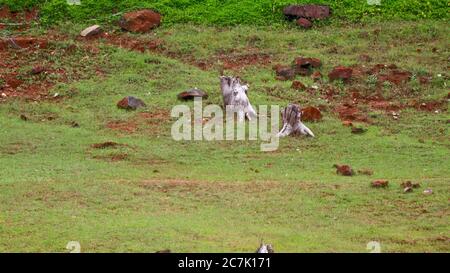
[277,104,315,137]
[219,76,257,121]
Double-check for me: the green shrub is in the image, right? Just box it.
[0,0,448,26]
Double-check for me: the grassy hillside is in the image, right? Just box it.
[0,19,449,252]
[1,0,449,26]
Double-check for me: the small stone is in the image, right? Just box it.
[275,65,296,80]
[119,9,162,33]
[423,189,433,195]
[351,126,367,134]
[291,80,306,90]
[177,88,208,100]
[333,164,354,176]
[371,180,389,188]
[80,25,103,37]
[296,18,312,29]
[117,96,147,110]
[311,71,322,82]
[301,106,322,122]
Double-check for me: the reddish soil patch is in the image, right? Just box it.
[371,180,389,188]
[106,120,138,133]
[413,100,448,112]
[77,33,164,53]
[219,52,271,70]
[335,104,369,123]
[91,141,120,149]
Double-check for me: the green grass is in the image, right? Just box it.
[1,0,448,26]
[0,20,449,252]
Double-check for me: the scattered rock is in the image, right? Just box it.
[311,71,322,82]
[293,56,322,70]
[91,141,120,149]
[70,121,80,128]
[358,169,373,176]
[117,96,147,110]
[80,25,103,37]
[0,37,48,50]
[401,181,420,189]
[401,181,420,193]
[403,186,413,193]
[31,66,45,75]
[359,54,372,62]
[333,164,354,176]
[177,88,208,100]
[20,114,28,121]
[155,249,171,253]
[371,180,389,188]
[291,80,306,90]
[351,126,367,134]
[296,18,312,29]
[301,106,322,122]
[119,9,162,33]
[328,66,353,82]
[283,4,331,20]
[275,65,295,81]
[423,188,433,195]
[275,65,296,80]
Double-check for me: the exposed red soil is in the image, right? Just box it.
[106,120,138,133]
[106,109,170,134]
[371,180,389,188]
[335,104,369,123]
[91,141,120,149]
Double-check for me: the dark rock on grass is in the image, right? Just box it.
[20,114,28,121]
[301,106,322,122]
[329,66,353,82]
[296,18,312,29]
[401,181,420,193]
[80,25,103,38]
[274,65,296,80]
[283,4,331,20]
[91,141,120,149]
[371,180,389,188]
[293,57,321,76]
[177,88,208,100]
[351,126,367,134]
[117,96,147,110]
[155,249,171,253]
[119,9,162,33]
[333,164,354,176]
[291,80,306,90]
[70,121,80,128]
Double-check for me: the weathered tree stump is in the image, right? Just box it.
[219,76,257,121]
[277,104,315,137]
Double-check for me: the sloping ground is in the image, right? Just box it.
[0,20,448,252]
